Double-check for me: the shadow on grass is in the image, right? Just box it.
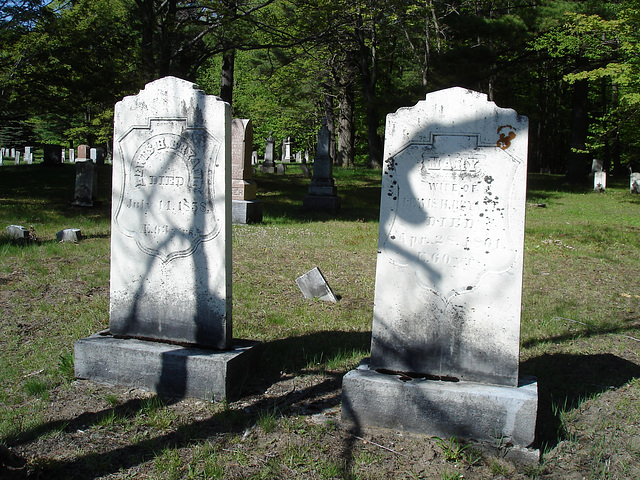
[521,352,640,452]
[255,168,382,223]
[0,164,112,226]
[5,331,371,479]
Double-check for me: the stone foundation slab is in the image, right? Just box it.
[341,362,538,449]
[75,331,260,401]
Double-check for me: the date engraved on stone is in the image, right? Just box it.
[114,119,222,262]
[382,140,522,302]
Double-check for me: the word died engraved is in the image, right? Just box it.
[115,121,222,262]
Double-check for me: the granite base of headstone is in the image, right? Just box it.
[341,87,537,455]
[74,76,259,401]
[342,363,538,454]
[56,228,82,242]
[75,331,259,401]
[232,200,264,224]
[295,267,338,303]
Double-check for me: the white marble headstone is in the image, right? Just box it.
[594,171,606,192]
[369,87,528,387]
[109,76,231,349]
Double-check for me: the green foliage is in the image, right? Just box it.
[23,378,50,400]
[433,436,472,463]
[57,352,74,383]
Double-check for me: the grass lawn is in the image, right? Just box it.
[0,163,639,479]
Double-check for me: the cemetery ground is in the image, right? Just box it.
[1,164,639,480]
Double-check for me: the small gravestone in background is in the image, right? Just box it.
[0,149,3,165]
[282,136,293,163]
[24,147,33,164]
[70,145,97,207]
[74,76,258,401]
[43,144,62,165]
[56,228,82,242]
[594,171,606,192]
[251,150,258,166]
[342,87,537,456]
[14,151,20,165]
[69,148,75,163]
[6,225,29,240]
[295,267,338,303]
[260,132,276,173]
[630,171,640,193]
[231,118,263,224]
[97,147,106,165]
[303,118,341,213]
[592,158,606,192]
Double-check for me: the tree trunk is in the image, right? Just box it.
[611,82,621,175]
[355,14,382,169]
[136,0,157,81]
[566,78,590,183]
[324,93,336,163]
[220,49,235,106]
[337,81,355,167]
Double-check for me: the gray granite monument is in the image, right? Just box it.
[74,77,259,401]
[260,132,276,173]
[341,87,538,455]
[303,118,340,213]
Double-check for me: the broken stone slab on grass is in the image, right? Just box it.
[6,225,29,239]
[295,267,338,303]
[56,228,82,242]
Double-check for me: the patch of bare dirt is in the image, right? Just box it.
[2,372,552,480]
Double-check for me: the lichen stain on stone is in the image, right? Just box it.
[496,125,516,150]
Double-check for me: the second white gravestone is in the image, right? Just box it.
[342,87,537,453]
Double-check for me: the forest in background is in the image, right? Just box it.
[1,0,640,183]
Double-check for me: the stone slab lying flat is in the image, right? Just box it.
[341,363,538,448]
[74,331,259,401]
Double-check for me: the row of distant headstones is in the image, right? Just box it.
[589,158,640,194]
[0,146,109,165]
[0,144,312,166]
